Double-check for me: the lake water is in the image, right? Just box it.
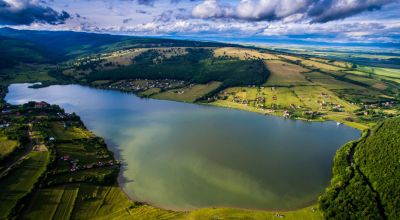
[6,83,360,211]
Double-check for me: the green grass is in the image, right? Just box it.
[21,186,65,219]
[309,76,365,90]
[0,134,19,161]
[71,184,135,219]
[138,88,162,97]
[357,66,400,79]
[56,142,111,165]
[301,59,345,72]
[344,74,388,90]
[220,86,303,109]
[48,122,94,141]
[0,151,49,218]
[263,60,312,86]
[153,81,222,102]
[0,64,57,86]
[46,166,117,185]
[53,185,79,220]
[180,205,322,220]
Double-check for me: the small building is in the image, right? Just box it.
[283,111,290,118]
[62,155,71,161]
[0,123,10,129]
[34,101,49,109]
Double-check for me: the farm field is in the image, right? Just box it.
[181,205,322,220]
[263,60,311,86]
[292,86,357,111]
[300,59,345,72]
[0,133,18,161]
[152,81,222,102]
[48,122,94,141]
[344,74,388,90]
[357,66,400,78]
[21,186,65,219]
[0,64,57,85]
[0,151,49,219]
[52,185,79,220]
[213,47,280,60]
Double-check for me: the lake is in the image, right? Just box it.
[5,83,360,211]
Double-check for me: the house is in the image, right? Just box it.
[34,101,49,108]
[283,111,290,118]
[0,123,10,129]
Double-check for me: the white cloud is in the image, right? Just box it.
[191,0,398,23]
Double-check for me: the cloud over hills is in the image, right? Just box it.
[192,0,396,23]
[0,0,70,25]
[0,0,398,45]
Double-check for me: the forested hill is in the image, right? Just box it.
[0,28,232,62]
[319,117,400,219]
[0,36,49,69]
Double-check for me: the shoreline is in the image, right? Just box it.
[27,81,370,131]
[5,82,362,216]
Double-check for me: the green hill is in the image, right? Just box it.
[0,28,232,61]
[319,117,400,219]
[0,36,48,68]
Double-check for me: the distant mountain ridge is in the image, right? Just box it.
[0,28,233,63]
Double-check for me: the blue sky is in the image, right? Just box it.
[0,0,399,45]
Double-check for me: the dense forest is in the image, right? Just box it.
[319,117,400,219]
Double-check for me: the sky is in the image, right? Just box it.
[0,0,399,46]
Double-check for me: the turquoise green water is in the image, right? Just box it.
[6,83,360,210]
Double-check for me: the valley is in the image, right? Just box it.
[0,28,399,219]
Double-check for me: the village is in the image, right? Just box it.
[0,101,120,186]
[106,79,187,93]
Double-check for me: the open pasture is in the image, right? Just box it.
[55,142,111,168]
[214,47,280,60]
[22,186,65,219]
[219,86,303,109]
[356,66,400,83]
[0,134,19,161]
[309,57,353,68]
[0,64,57,85]
[138,88,162,97]
[301,59,345,72]
[181,205,322,220]
[307,75,366,90]
[71,184,135,219]
[263,60,311,86]
[344,74,388,90]
[99,48,147,67]
[152,81,222,102]
[293,86,357,112]
[0,151,49,218]
[47,166,116,185]
[278,55,305,62]
[52,185,79,220]
[49,122,94,141]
